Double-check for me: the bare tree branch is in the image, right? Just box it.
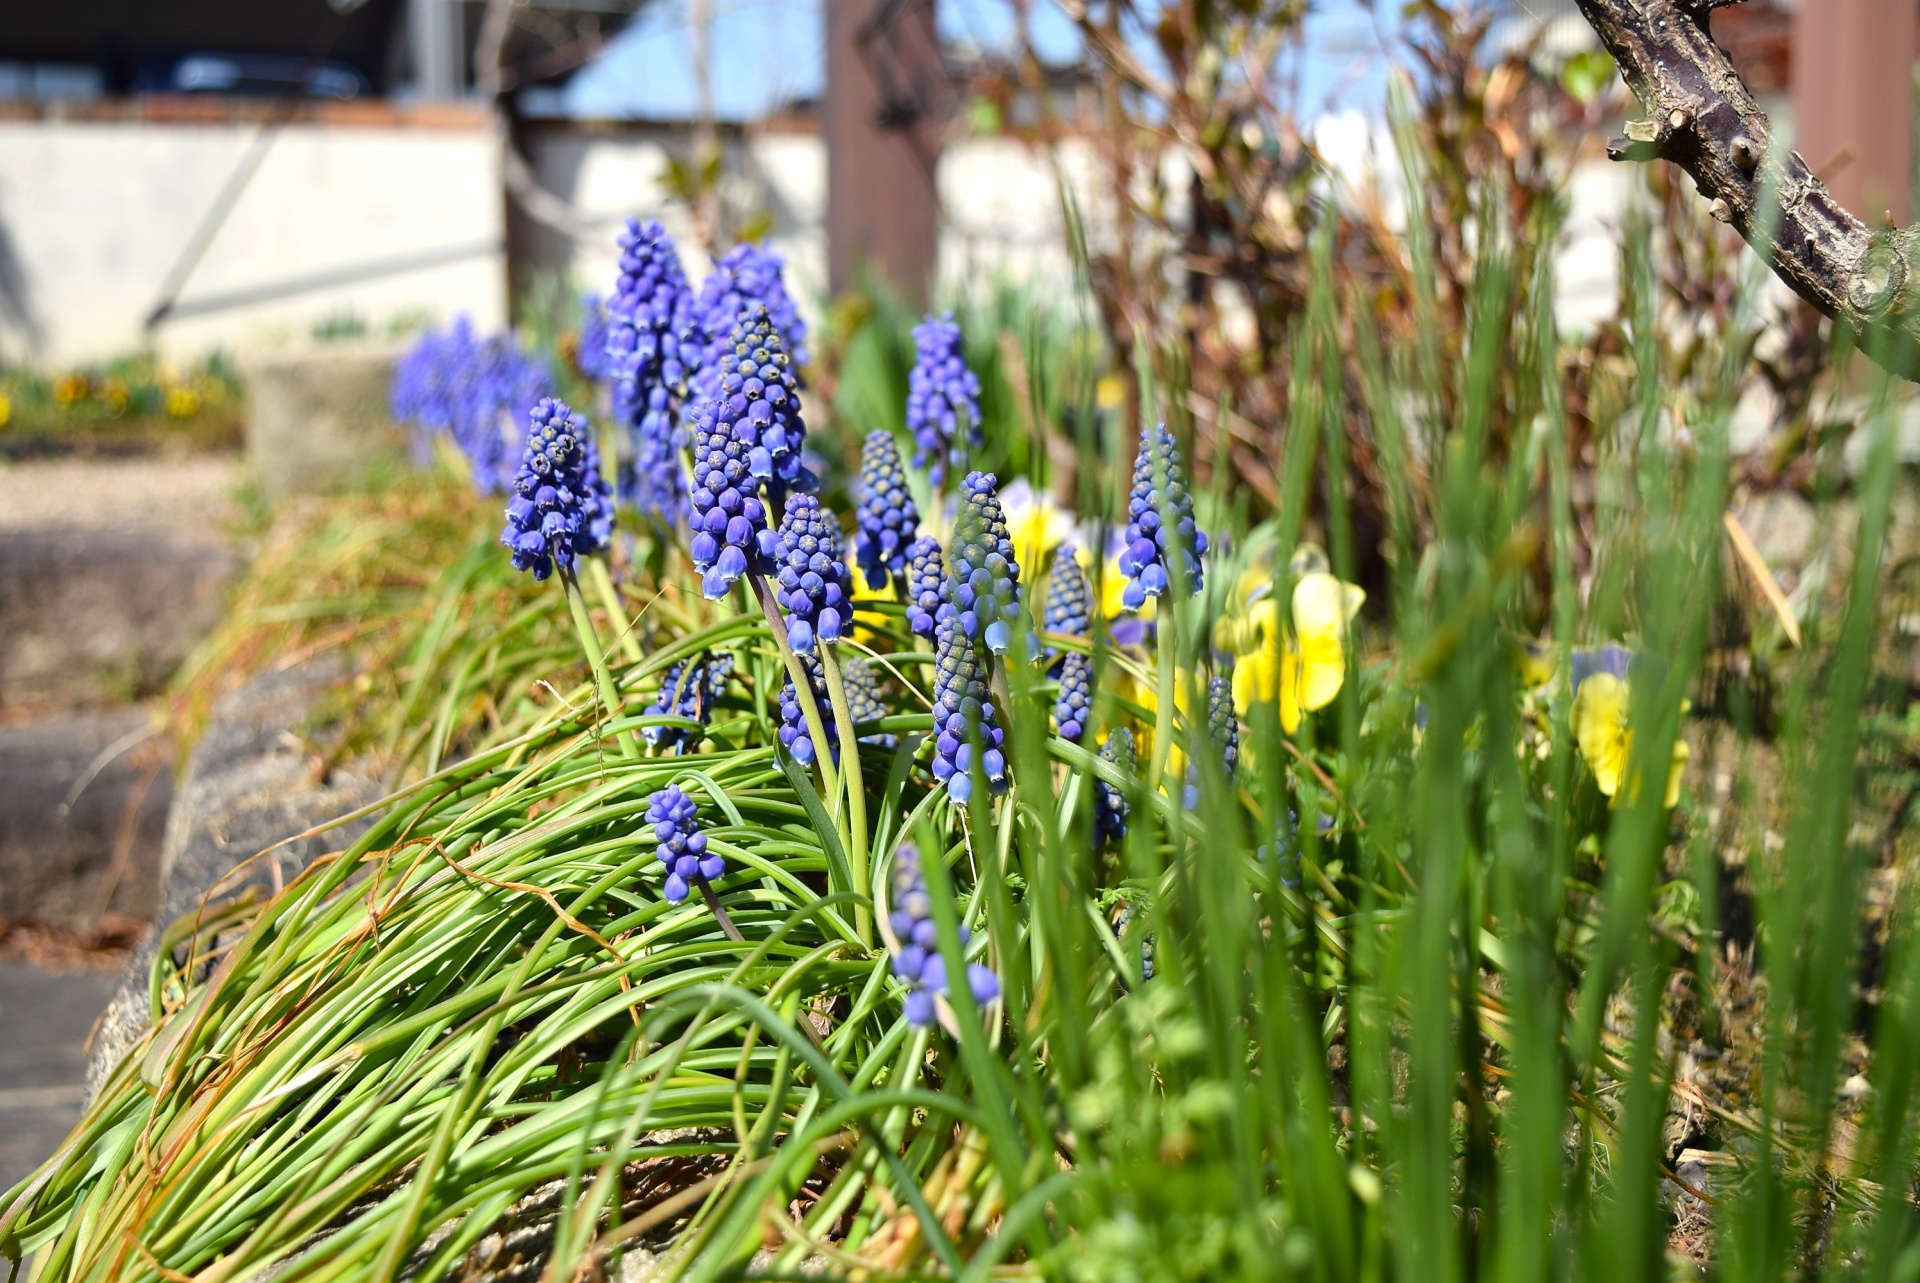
[1574,0,1920,381]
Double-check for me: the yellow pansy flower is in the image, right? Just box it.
[998,478,1075,582]
[0,391,10,427]
[1570,647,1688,808]
[1226,548,1364,732]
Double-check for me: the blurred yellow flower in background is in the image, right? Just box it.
[1223,544,1364,732]
[102,376,129,414]
[53,373,87,407]
[165,384,202,418]
[1570,645,1687,808]
[997,478,1074,581]
[0,391,11,427]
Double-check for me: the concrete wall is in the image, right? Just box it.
[0,106,506,366]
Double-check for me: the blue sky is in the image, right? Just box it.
[558,0,1397,123]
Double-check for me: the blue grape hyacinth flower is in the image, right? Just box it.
[888,842,1000,1027]
[1053,653,1092,743]
[647,784,721,906]
[717,304,811,498]
[1094,728,1135,846]
[577,293,614,384]
[1185,673,1241,808]
[686,396,770,598]
[772,493,853,654]
[500,397,613,581]
[907,313,982,488]
[854,430,921,590]
[685,333,796,600]
[394,319,554,496]
[1118,424,1208,611]
[931,612,1008,803]
[905,536,949,640]
[949,471,1024,655]
[687,242,809,410]
[842,655,897,748]
[642,651,733,754]
[1041,545,1093,647]
[1044,545,1094,740]
[604,219,696,520]
[777,653,837,767]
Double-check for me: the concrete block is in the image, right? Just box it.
[243,340,408,500]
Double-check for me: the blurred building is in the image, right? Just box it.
[0,1,641,366]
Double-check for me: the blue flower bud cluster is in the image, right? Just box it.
[777,654,837,767]
[500,398,613,581]
[772,494,852,654]
[647,784,722,905]
[605,219,697,520]
[687,304,808,599]
[392,318,554,495]
[949,471,1024,655]
[853,430,921,590]
[888,843,1000,1027]
[576,293,614,383]
[720,305,811,498]
[931,613,1007,803]
[1041,546,1092,643]
[1094,728,1135,846]
[907,313,982,487]
[688,242,809,409]
[642,651,734,753]
[686,397,774,599]
[1208,674,1238,779]
[1185,674,1240,808]
[1259,812,1303,890]
[842,656,897,748]
[1053,653,1093,744]
[1111,903,1155,983]
[1118,424,1208,611]
[905,537,948,640]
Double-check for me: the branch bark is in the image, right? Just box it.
[1574,0,1920,382]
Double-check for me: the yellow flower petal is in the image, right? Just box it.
[1573,672,1630,797]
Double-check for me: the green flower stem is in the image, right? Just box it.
[818,649,873,945]
[696,875,746,942]
[1147,605,1178,795]
[747,570,844,836]
[561,567,637,759]
[585,556,643,666]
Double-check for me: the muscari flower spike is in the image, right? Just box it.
[905,536,949,640]
[842,656,897,748]
[854,430,922,590]
[1118,424,1208,612]
[1042,545,1093,646]
[647,784,722,906]
[1184,674,1240,808]
[642,651,734,754]
[687,397,773,598]
[723,304,811,497]
[888,842,1000,1027]
[1094,728,1135,846]
[576,293,614,384]
[1053,653,1092,743]
[931,612,1008,803]
[949,471,1025,655]
[500,397,613,581]
[1111,903,1155,983]
[688,242,809,409]
[777,653,838,767]
[605,219,696,520]
[393,319,554,496]
[907,313,983,487]
[772,493,853,654]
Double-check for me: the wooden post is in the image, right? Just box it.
[824,0,945,306]
[1793,0,1915,224]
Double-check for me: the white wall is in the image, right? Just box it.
[0,116,506,366]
